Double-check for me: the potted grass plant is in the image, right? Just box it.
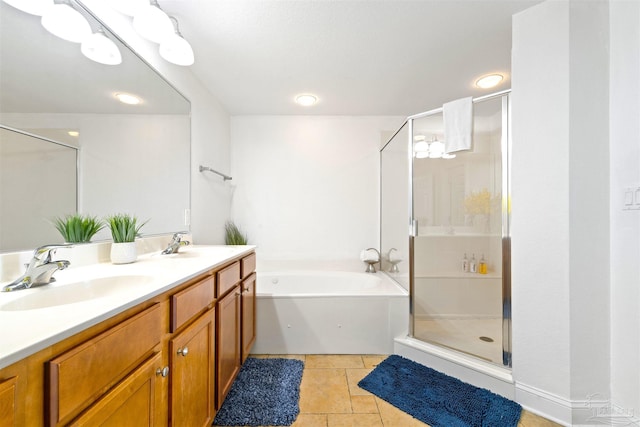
[52,213,105,243]
[106,214,148,264]
[224,221,248,245]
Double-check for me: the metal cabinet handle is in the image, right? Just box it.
[177,347,189,357]
[243,286,250,292]
[156,366,169,377]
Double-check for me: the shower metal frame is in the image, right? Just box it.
[383,89,512,367]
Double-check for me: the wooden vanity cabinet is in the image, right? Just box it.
[169,307,215,427]
[241,272,256,363]
[67,352,164,426]
[0,250,256,426]
[215,262,242,409]
[0,376,17,427]
[47,304,163,426]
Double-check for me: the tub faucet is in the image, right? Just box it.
[161,232,191,255]
[363,248,381,273]
[2,244,73,292]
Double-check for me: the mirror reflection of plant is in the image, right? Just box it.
[106,214,148,243]
[224,221,248,245]
[52,213,105,243]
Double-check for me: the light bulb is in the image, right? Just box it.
[41,3,91,43]
[2,0,53,16]
[159,33,194,66]
[81,30,122,65]
[133,3,174,44]
[295,94,318,106]
[475,74,504,89]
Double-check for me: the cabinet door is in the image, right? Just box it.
[170,307,215,427]
[216,287,241,408]
[0,377,17,427]
[241,273,256,362]
[69,352,164,426]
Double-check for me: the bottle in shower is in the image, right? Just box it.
[479,254,487,274]
[470,254,477,273]
[462,253,469,273]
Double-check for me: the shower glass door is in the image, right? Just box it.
[409,93,510,366]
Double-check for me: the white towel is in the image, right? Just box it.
[443,97,473,153]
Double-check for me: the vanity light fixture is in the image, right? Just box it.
[132,0,174,44]
[41,1,91,43]
[295,94,318,107]
[414,135,456,160]
[159,17,194,66]
[413,135,429,159]
[475,73,504,89]
[2,0,53,16]
[81,28,122,65]
[115,93,142,105]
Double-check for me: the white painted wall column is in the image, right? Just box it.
[512,1,610,424]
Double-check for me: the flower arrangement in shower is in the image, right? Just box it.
[464,189,500,215]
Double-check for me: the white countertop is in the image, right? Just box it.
[0,245,255,370]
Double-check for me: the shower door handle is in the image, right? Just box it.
[410,220,418,237]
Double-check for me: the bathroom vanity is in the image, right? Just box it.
[0,245,256,426]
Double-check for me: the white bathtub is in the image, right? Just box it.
[252,271,409,355]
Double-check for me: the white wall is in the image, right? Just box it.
[609,0,640,420]
[512,1,616,425]
[230,116,403,267]
[84,0,232,244]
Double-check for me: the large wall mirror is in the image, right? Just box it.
[0,1,191,252]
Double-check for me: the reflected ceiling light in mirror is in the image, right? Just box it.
[81,28,122,65]
[41,2,91,43]
[475,73,504,89]
[108,0,148,17]
[413,135,429,159]
[159,17,194,66]
[133,0,174,44]
[2,0,53,16]
[115,93,142,105]
[295,94,318,106]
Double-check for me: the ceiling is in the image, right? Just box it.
[160,0,542,116]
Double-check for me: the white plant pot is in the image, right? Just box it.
[110,242,137,264]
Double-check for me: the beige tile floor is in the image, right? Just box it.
[244,354,562,427]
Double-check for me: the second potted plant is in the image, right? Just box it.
[106,214,148,264]
[52,213,105,243]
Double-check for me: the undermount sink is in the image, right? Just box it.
[0,275,154,311]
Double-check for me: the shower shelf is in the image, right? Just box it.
[415,273,501,279]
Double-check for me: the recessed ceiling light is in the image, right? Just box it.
[68,131,79,137]
[475,74,504,89]
[295,94,318,107]
[115,93,142,105]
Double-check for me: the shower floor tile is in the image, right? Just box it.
[413,317,503,363]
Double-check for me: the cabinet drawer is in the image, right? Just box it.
[171,275,215,332]
[217,262,240,297]
[241,253,256,279]
[48,304,162,426]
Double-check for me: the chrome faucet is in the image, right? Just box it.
[2,244,73,292]
[161,232,191,255]
[363,248,381,273]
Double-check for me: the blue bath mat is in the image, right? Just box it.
[213,357,304,426]
[358,355,522,427]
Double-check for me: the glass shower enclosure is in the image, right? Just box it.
[380,91,511,367]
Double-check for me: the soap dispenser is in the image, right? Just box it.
[470,254,477,273]
[479,254,487,274]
